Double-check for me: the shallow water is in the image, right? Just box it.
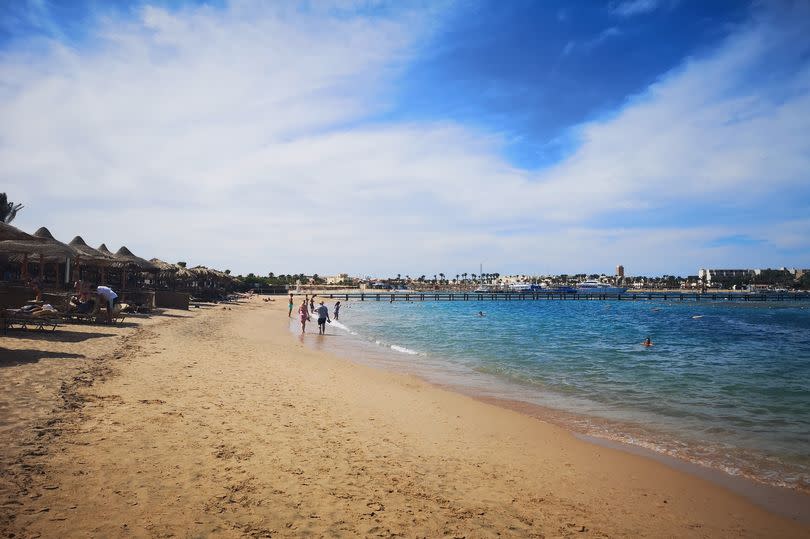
[297,299,810,492]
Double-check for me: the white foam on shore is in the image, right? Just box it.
[390,344,419,355]
[330,319,357,335]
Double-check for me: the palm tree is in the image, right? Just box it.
[0,193,23,223]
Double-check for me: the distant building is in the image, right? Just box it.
[325,273,349,285]
[698,268,761,283]
[616,265,624,278]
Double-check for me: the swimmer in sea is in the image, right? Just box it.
[643,336,653,347]
[477,311,485,317]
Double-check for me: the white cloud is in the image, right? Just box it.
[1,2,809,276]
[610,0,674,17]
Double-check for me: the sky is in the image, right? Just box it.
[1,0,809,277]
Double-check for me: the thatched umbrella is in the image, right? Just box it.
[68,236,118,284]
[110,246,158,290]
[31,227,80,282]
[0,226,74,281]
[97,243,116,258]
[148,258,179,289]
[149,258,178,272]
[69,236,116,265]
[0,222,38,242]
[114,246,159,272]
[175,266,194,280]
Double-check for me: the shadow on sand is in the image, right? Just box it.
[0,348,86,367]
[1,328,115,343]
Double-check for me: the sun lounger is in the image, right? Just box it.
[62,302,127,326]
[2,308,60,333]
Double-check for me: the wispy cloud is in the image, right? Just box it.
[1,2,808,276]
[562,26,621,56]
[610,0,675,18]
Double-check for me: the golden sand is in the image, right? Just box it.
[1,297,807,537]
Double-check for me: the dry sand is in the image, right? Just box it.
[1,297,808,538]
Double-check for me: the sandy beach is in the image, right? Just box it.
[1,297,808,538]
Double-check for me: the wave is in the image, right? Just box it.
[390,344,419,355]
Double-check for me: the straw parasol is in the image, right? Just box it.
[69,236,117,265]
[114,246,159,271]
[0,222,38,242]
[97,243,115,257]
[175,266,194,280]
[0,226,74,261]
[149,258,179,272]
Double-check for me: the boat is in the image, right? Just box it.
[508,283,541,292]
[473,285,493,293]
[546,286,578,294]
[576,280,627,294]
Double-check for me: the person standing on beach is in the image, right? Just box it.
[298,299,310,333]
[334,301,341,320]
[288,294,294,317]
[315,301,331,335]
[310,296,315,313]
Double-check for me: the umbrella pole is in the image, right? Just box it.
[21,254,29,280]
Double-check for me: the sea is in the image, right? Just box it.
[292,298,810,495]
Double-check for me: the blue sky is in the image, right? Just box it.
[1,0,809,277]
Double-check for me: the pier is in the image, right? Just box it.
[316,291,810,302]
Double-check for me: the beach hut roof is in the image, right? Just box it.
[0,225,78,261]
[0,227,73,260]
[97,243,114,255]
[68,236,117,264]
[33,227,58,241]
[188,265,212,277]
[149,258,179,272]
[175,266,194,279]
[0,222,38,242]
[114,245,159,271]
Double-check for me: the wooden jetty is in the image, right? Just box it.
[314,291,810,303]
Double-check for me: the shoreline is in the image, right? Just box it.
[3,298,808,536]
[290,302,810,522]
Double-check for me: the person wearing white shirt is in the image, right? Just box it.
[95,285,119,323]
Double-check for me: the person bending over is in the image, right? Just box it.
[95,285,119,324]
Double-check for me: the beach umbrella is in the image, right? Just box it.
[0,238,70,260]
[175,266,194,280]
[69,236,117,265]
[0,226,75,281]
[0,222,38,242]
[31,227,79,280]
[114,246,159,272]
[0,227,74,260]
[149,258,179,272]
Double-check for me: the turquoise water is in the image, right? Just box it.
[301,299,810,492]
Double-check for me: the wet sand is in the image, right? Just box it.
[1,297,808,537]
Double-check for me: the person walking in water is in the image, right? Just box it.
[288,294,294,317]
[309,296,316,314]
[334,301,341,320]
[298,299,310,333]
[315,301,331,335]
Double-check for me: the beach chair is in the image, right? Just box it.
[63,299,101,324]
[110,303,128,326]
[2,308,60,333]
